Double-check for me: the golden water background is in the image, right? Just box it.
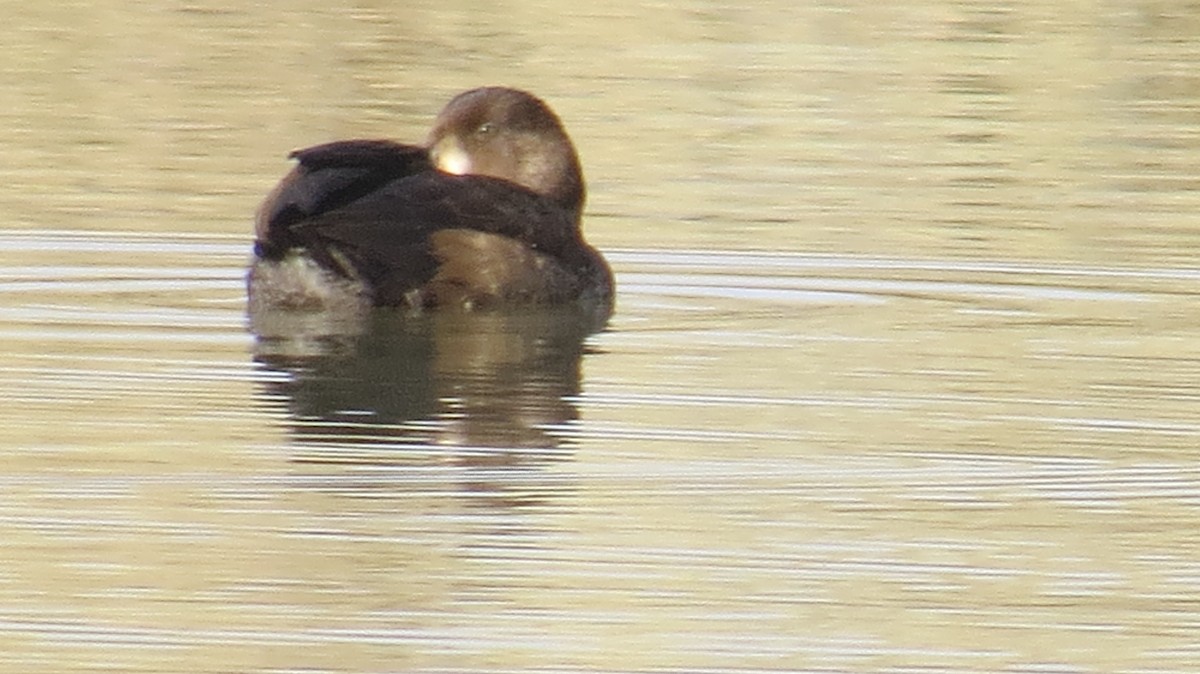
[1,1,1199,672]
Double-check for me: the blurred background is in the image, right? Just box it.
[1,1,1199,672]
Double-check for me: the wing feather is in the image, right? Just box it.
[256,139,588,306]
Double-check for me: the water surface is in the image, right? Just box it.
[2,1,1200,672]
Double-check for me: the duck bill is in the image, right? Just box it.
[431,137,472,175]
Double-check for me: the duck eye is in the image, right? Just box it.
[476,122,494,135]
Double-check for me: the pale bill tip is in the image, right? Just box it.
[435,145,472,176]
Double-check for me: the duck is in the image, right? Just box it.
[247,87,613,314]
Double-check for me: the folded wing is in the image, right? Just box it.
[255,139,587,307]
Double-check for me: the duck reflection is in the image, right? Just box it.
[251,305,607,462]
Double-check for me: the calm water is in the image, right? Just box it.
[3,1,1200,672]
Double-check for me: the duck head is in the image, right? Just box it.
[427,87,585,217]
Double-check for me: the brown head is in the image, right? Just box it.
[427,87,585,218]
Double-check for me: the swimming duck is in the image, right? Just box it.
[248,87,613,313]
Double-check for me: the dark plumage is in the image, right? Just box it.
[248,87,613,313]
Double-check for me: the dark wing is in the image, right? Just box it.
[292,172,585,304]
[256,139,589,306]
[289,139,430,172]
[256,140,431,254]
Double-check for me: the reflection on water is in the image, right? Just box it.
[253,307,606,456]
[2,0,1200,672]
